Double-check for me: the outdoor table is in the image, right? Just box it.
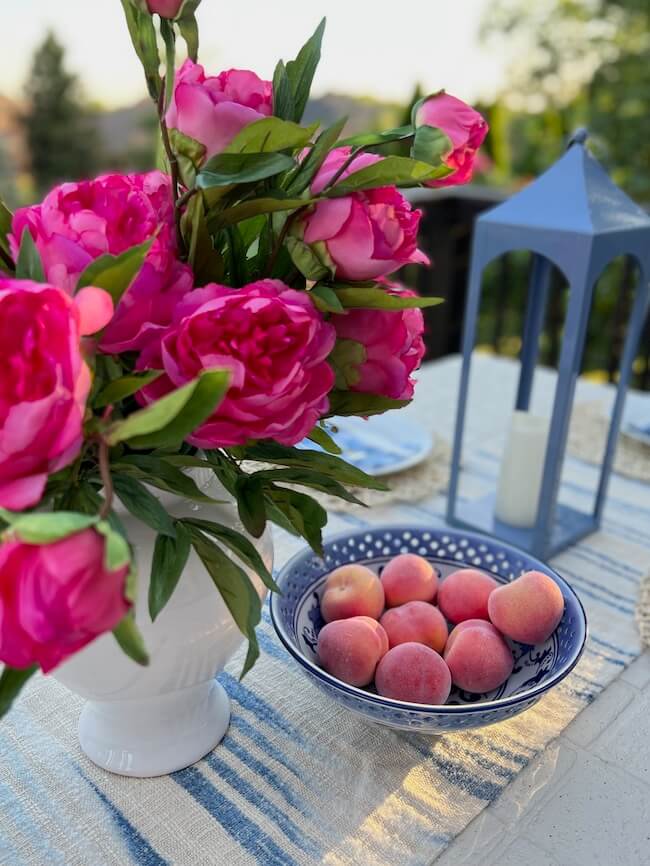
[2,354,648,866]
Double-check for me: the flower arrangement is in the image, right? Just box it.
[0,1,487,717]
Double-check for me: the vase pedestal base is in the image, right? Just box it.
[78,679,231,777]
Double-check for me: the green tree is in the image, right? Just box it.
[481,0,650,200]
[22,32,101,194]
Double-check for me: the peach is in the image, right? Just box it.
[375,642,452,704]
[444,622,514,693]
[438,568,499,623]
[317,616,387,687]
[443,618,502,654]
[380,601,448,653]
[320,564,385,623]
[488,570,565,644]
[380,554,438,607]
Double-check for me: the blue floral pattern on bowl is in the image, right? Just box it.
[270,526,587,733]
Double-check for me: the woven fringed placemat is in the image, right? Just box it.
[637,571,650,648]
[568,401,650,484]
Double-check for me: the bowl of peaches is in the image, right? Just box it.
[270,525,587,732]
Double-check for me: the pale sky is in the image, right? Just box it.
[0,0,506,108]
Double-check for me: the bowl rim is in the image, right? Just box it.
[270,523,588,714]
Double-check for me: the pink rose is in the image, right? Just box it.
[137,279,335,446]
[0,279,112,510]
[10,171,193,353]
[414,93,488,188]
[0,528,130,672]
[166,60,273,161]
[331,283,425,401]
[297,148,429,281]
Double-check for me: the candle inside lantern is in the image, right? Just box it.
[495,411,550,528]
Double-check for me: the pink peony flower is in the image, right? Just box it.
[297,147,429,281]
[166,60,273,161]
[0,279,111,510]
[414,93,488,188]
[331,282,426,401]
[10,171,193,353]
[0,528,130,672]
[137,279,336,446]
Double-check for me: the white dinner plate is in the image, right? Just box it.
[302,413,435,477]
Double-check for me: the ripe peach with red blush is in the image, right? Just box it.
[444,621,514,693]
[488,570,565,644]
[380,554,438,607]
[380,601,448,653]
[375,643,452,704]
[320,564,385,623]
[317,616,388,687]
[438,568,499,623]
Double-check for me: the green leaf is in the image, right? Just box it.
[339,124,414,148]
[285,18,326,122]
[95,519,132,572]
[113,475,177,537]
[326,391,410,417]
[237,441,387,491]
[286,117,347,195]
[182,192,224,284]
[0,195,13,264]
[252,468,365,506]
[263,497,300,536]
[308,283,344,313]
[95,371,162,408]
[286,236,332,280]
[149,523,191,620]
[189,528,262,679]
[182,517,278,592]
[119,0,160,101]
[266,487,327,556]
[272,60,295,122]
[177,12,199,61]
[169,128,206,186]
[0,665,37,720]
[210,196,311,230]
[334,286,444,310]
[113,612,149,666]
[159,18,176,111]
[234,475,267,538]
[15,230,45,281]
[106,369,230,450]
[306,424,342,454]
[225,117,316,155]
[327,155,453,195]
[76,238,154,304]
[2,511,98,544]
[197,152,295,189]
[113,454,220,503]
[411,124,453,166]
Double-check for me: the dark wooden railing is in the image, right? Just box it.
[401,187,650,391]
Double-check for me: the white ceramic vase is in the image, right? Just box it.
[53,476,273,778]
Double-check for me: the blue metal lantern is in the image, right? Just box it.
[446,131,650,559]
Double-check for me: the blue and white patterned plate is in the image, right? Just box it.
[300,414,434,476]
[270,526,587,733]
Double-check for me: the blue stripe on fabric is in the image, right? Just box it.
[0,779,67,866]
[82,773,168,866]
[218,672,301,741]
[229,715,302,780]
[558,567,637,605]
[205,753,320,858]
[590,634,637,658]
[220,735,308,814]
[572,546,643,579]
[560,579,634,615]
[173,766,300,866]
[584,645,626,667]
[257,629,290,663]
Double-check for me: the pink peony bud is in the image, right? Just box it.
[414,92,488,188]
[295,147,429,282]
[165,60,273,162]
[0,528,130,673]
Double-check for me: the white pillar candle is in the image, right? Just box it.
[494,411,550,528]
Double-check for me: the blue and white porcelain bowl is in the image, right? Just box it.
[270,525,587,733]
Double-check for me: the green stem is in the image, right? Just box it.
[98,440,113,520]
